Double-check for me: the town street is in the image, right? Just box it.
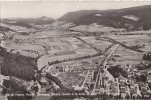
[93,44,119,93]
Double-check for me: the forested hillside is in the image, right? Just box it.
[0,46,37,81]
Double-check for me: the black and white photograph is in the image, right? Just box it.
[0,1,151,100]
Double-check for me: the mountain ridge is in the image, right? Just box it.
[58,5,151,31]
[1,16,55,27]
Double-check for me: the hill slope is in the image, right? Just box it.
[59,5,151,31]
[0,46,37,81]
[3,21,34,28]
[1,16,55,26]
[34,16,55,25]
[0,26,16,32]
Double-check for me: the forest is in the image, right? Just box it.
[0,46,37,81]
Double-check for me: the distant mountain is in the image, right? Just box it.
[3,21,34,28]
[34,16,55,25]
[1,16,55,27]
[59,5,151,31]
[59,10,115,22]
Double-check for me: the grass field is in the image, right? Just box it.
[32,30,61,38]
[111,45,150,67]
[2,40,46,57]
[3,35,101,70]
[80,36,113,52]
[106,35,151,52]
[33,38,73,51]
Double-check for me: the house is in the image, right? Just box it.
[147,75,151,83]
[73,84,82,90]
[141,86,150,94]
[110,89,119,97]
[118,75,127,83]
[130,89,137,98]
[120,87,130,99]
[130,84,141,98]
[109,84,120,96]
[44,65,53,72]
[39,77,49,86]
[121,92,127,99]
[120,82,127,87]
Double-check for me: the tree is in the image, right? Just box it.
[107,65,128,78]
[143,52,151,61]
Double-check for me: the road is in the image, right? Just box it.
[93,44,119,93]
[81,70,90,89]
[102,44,119,67]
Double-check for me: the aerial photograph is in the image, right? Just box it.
[0,1,151,100]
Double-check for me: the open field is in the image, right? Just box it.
[2,35,100,70]
[69,24,125,33]
[33,38,73,52]
[31,30,61,38]
[2,40,46,57]
[65,37,91,49]
[111,45,151,67]
[75,48,97,55]
[106,35,151,52]
[35,37,99,69]
[80,36,113,52]
[32,37,97,55]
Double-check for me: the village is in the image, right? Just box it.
[36,43,151,99]
[1,3,151,100]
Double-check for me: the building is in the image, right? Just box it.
[118,75,127,83]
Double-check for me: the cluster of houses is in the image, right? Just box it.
[35,56,151,99]
[40,61,151,99]
[94,64,151,99]
[42,62,95,76]
[75,64,151,99]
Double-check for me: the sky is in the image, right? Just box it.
[1,1,151,19]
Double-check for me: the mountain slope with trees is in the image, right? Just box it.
[0,46,37,81]
[59,5,151,31]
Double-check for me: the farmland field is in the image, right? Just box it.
[2,40,46,57]
[106,35,151,52]
[2,35,111,70]
[31,30,62,38]
[65,37,91,49]
[33,38,73,51]
[80,36,113,52]
[110,45,151,67]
